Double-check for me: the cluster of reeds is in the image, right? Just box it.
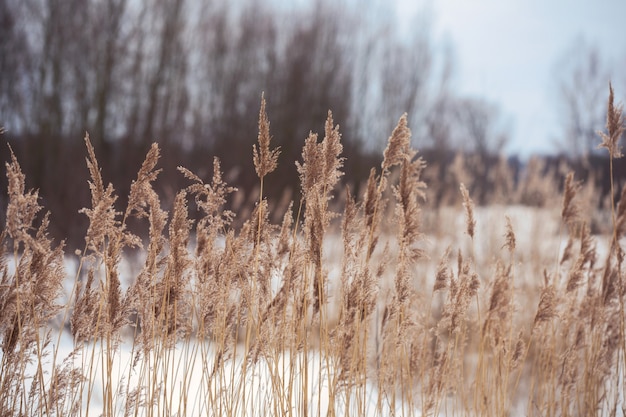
[0,86,625,416]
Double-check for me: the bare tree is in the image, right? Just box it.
[348,8,436,150]
[0,0,32,132]
[138,0,189,146]
[555,39,611,156]
[90,0,128,148]
[454,97,509,156]
[0,0,479,244]
[422,42,457,153]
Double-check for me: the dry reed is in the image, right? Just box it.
[0,88,625,417]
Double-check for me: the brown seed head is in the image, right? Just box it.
[382,113,411,172]
[460,183,475,239]
[502,215,516,253]
[253,94,280,179]
[597,83,625,159]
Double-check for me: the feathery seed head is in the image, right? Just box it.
[597,83,625,159]
[503,215,516,253]
[253,94,280,179]
[561,172,581,228]
[460,183,475,239]
[382,113,411,172]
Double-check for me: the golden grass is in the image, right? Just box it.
[0,90,625,416]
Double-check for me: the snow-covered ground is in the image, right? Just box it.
[3,205,623,416]
[18,331,417,417]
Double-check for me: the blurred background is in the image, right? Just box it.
[1,0,625,247]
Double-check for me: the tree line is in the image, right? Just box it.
[0,0,624,247]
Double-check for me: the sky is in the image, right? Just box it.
[395,0,626,157]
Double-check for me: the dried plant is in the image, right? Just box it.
[597,82,625,159]
[533,271,558,330]
[296,111,343,316]
[502,215,516,254]
[1,148,66,416]
[460,183,476,240]
[561,172,582,230]
[2,89,626,417]
[253,94,280,181]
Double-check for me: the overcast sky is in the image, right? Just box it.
[395,0,626,157]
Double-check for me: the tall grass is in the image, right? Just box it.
[0,89,625,416]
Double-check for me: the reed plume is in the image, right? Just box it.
[1,88,626,416]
